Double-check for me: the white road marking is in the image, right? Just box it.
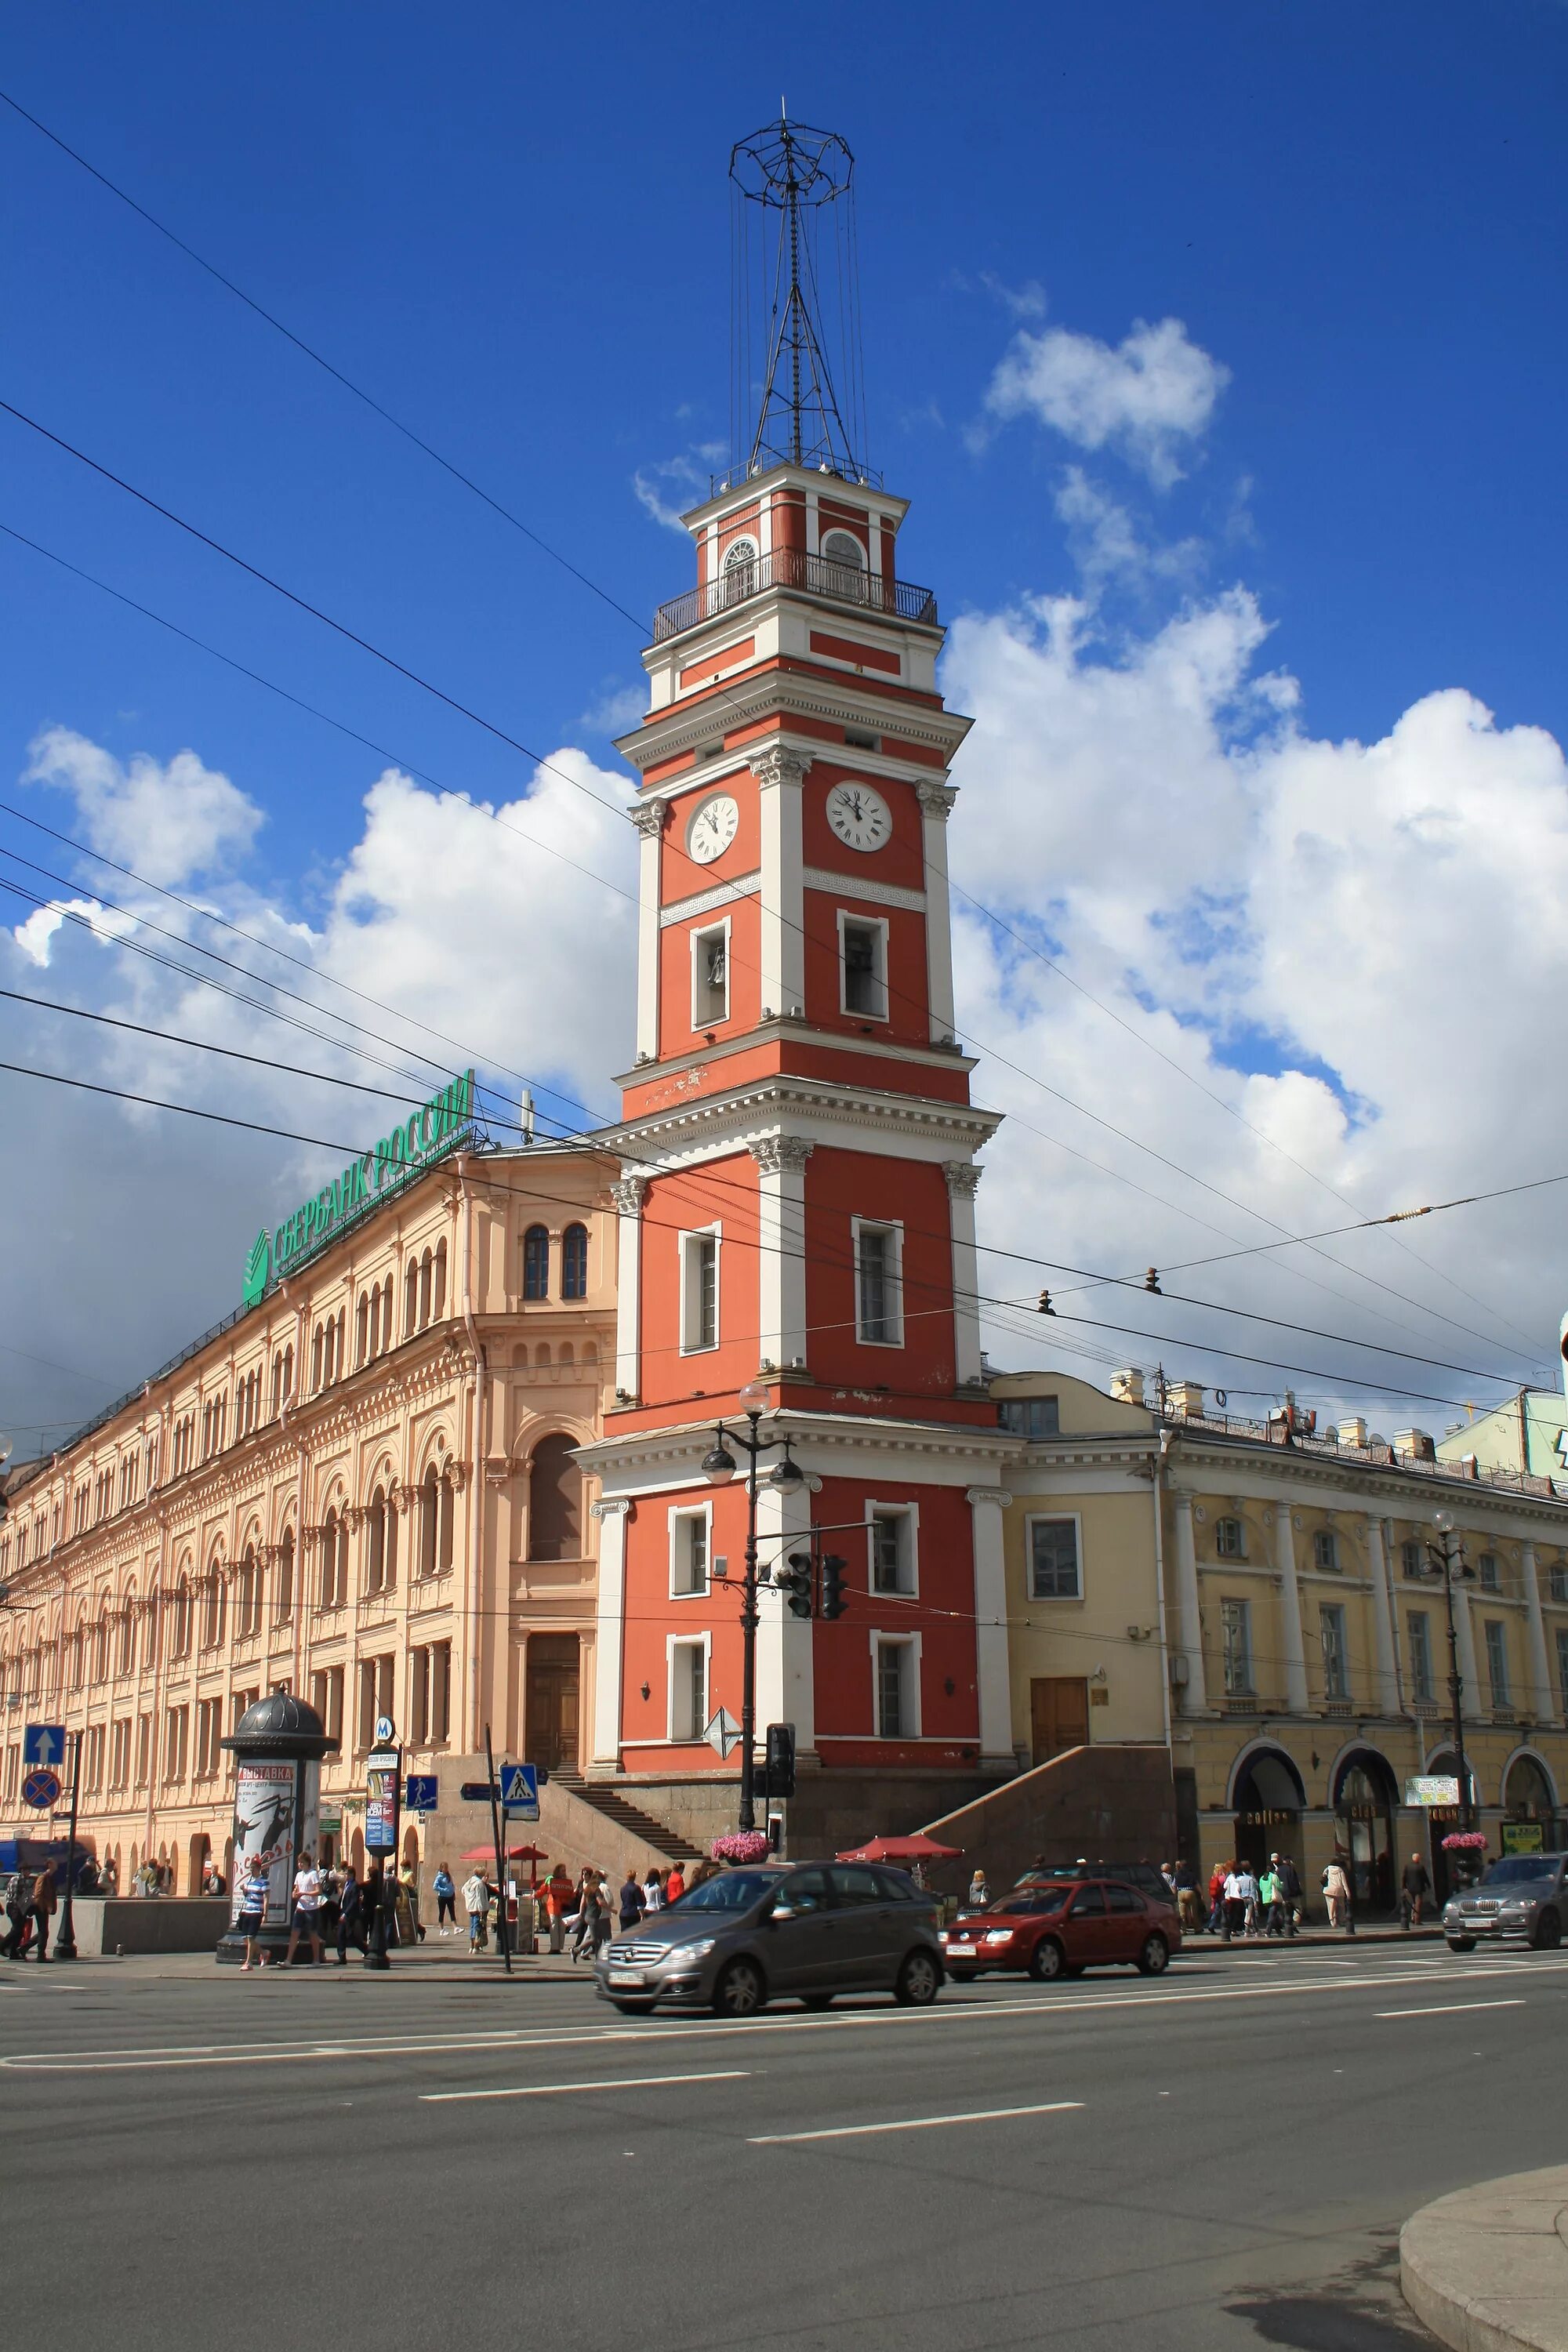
[422,2069,750,2102]
[1374,1999,1527,2019]
[750,2099,1084,2144]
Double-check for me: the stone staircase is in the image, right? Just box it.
[550,1773,706,1867]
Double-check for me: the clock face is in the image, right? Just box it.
[686,793,739,866]
[825,780,891,855]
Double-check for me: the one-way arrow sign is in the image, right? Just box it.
[24,1723,65,1769]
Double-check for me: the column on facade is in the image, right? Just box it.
[942,1162,984,1388]
[1269,1504,1311,1715]
[588,1497,631,1774]
[753,1476,816,1762]
[1520,1542,1553,1720]
[751,746,807,1018]
[1364,1518,1401,1717]
[1170,1491,1211,1715]
[750,1137,812,1371]
[916,779,958,1043]
[630,800,664,1062]
[965,1486,1015,1765]
[1453,1573,1482,1711]
[611,1175,648,1403]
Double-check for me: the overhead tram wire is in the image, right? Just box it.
[0,110,1541,1365]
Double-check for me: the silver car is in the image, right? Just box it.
[1444,1853,1568,1951]
[593,1860,945,2018]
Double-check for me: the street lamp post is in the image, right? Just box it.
[1423,1511,1477,1835]
[701,1381,804,1832]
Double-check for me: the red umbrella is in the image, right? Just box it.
[835,1833,963,1863]
[459,1844,548,1865]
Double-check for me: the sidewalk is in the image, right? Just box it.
[1403,2167,1568,2352]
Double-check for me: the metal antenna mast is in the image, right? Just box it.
[729,114,868,484]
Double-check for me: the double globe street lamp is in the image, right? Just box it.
[1417,1509,1478,1835]
[701,1380,804,1832]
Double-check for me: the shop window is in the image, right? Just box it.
[1029,1517,1081,1601]
[839,913,887,1019]
[561,1223,590,1301]
[680,1228,720,1352]
[523,1225,550,1301]
[691,922,730,1029]
[852,1218,902,1345]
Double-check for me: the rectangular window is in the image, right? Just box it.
[85,1722,105,1791]
[1319,1603,1348,1700]
[690,920,730,1029]
[839,913,888,1019]
[670,1508,710,1598]
[310,1665,345,1745]
[1214,1516,1246,1560]
[1407,1611,1435,1703]
[109,1718,131,1788]
[853,1218,902,1345]
[1551,1566,1568,1605]
[135,1713,151,1787]
[680,1229,720,1353]
[195,1697,223,1778]
[2,1745,16,1805]
[670,1639,708,1742]
[430,1642,451,1744]
[1477,1552,1500,1592]
[1313,1529,1340,1573]
[1485,1620,1511,1708]
[1221,1599,1253,1695]
[874,1638,915,1738]
[163,1705,188,1783]
[1401,1538,1425,1580]
[358,1657,394,1750]
[1029,1517,1082,1601]
[996,1396,1060,1439]
[869,1508,916,1595]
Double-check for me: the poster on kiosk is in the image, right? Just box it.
[230,1758,320,1932]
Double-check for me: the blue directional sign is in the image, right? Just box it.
[405,1774,438,1811]
[24,1723,65,1769]
[21,1767,61,1809]
[499,1763,539,1816]
[459,1780,499,1803]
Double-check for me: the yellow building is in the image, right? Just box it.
[993,1367,1568,1912]
[0,1115,618,1895]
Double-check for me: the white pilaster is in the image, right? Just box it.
[1522,1543,1553,1720]
[965,1486,1014,1764]
[611,1175,648,1402]
[1270,1505,1311,1715]
[630,802,664,1062]
[749,1137,812,1370]
[1171,1492,1211,1714]
[589,1497,631,1773]
[1365,1518,1401,1717]
[752,748,807,1018]
[942,1161,984,1386]
[754,1479,815,1761]
[916,779,958,1044]
[1454,1577,1482,1713]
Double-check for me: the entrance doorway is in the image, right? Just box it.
[1231,1747,1305,1876]
[1030,1677,1089,1765]
[1334,1750,1398,1913]
[1424,1751,1479,1904]
[525,1634,581,1772]
[1503,1751,1558,1851]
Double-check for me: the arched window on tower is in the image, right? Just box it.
[720,535,758,605]
[561,1223,589,1301]
[820,527,867,601]
[439,1468,455,1573]
[523,1225,550,1301]
[528,1434,583,1563]
[171,1576,192,1661]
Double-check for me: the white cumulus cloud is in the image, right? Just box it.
[24,727,263,887]
[983,313,1230,487]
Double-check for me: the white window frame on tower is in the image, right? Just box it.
[668,1503,713,1600]
[851,1216,904,1347]
[679,1224,722,1355]
[667,1632,712,1743]
[837,909,889,1022]
[869,1631,921,1739]
[866,1501,919,1597]
[690,916,731,1031]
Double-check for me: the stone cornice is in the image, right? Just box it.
[801,865,926,913]
[659,869,761,928]
[577,1407,1021,1482]
[1167,1429,1568,1530]
[620,682,971,782]
[601,1073,1001,1167]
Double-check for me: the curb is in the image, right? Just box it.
[1401,2166,1568,2352]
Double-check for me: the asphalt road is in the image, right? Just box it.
[2,1940,1563,2351]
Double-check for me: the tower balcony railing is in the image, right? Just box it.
[652,546,938,644]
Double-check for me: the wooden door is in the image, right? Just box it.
[524,1634,581,1770]
[1030,1677,1090,1765]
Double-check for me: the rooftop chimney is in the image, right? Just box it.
[1111,1368,1145,1406]
[1337,1416,1368,1449]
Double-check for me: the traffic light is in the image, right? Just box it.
[764,1721,796,1799]
[819,1554,848,1621]
[779,1552,815,1619]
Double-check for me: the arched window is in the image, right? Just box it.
[434,1238,448,1320]
[439,1471,455,1573]
[528,1434,583,1563]
[172,1577,191,1661]
[561,1223,589,1301]
[419,1248,433,1329]
[238,1543,260,1638]
[311,1323,325,1391]
[382,1274,394,1346]
[69,1617,85,1690]
[405,1256,419,1335]
[367,1488,387,1595]
[203,1564,226,1651]
[275,1527,295,1622]
[321,1509,339,1610]
[420,1468,439,1578]
[356,1290,369,1367]
[720,535,758,603]
[523,1225,550,1301]
[820,528,867,598]
[93,1604,110,1683]
[118,1587,136,1676]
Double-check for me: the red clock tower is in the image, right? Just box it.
[578,122,1019,1839]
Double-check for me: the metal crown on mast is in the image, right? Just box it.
[728,111,872,488]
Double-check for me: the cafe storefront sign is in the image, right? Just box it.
[1405,1776,1461,1809]
[242,1070,475,1306]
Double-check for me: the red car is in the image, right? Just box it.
[939,1875,1181,1982]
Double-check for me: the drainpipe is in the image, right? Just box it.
[1150,1428,1174,1751]
[457,1156,487,1753]
[279,1279,307,1696]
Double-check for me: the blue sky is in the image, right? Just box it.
[5,3,1568,1446]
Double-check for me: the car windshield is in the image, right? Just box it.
[666,1871,780,1913]
[1479,1857,1556,1886]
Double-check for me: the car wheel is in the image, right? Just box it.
[895,1950,941,2006]
[610,2000,656,2016]
[1135,1933,1169,1976]
[800,1993,834,2009]
[1446,1936,1476,1953]
[1531,1910,1562,1951]
[711,1958,766,2019]
[1028,1937,1066,1982]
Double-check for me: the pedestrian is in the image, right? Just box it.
[546,1865,574,1954]
[1238,1862,1261,1936]
[1258,1860,1281,1937]
[1173,1857,1200,1932]
[1323,1857,1352,1932]
[1160,1862,1178,1907]
[619,1870,644,1932]
[100,1856,118,1897]
[967,1867,989,1909]
[463,1866,489,1952]
[1400,1853,1432,1929]
[1221,1862,1247,1942]
[237,1854,270,1971]
[401,1862,426,1944]
[27,1865,56,1962]
[572,1871,604,1962]
[1274,1852,1302,1936]
[284,1851,325,1967]
[2,1867,34,1960]
[665,1864,686,1907]
[433,1862,457,1935]
[641,1867,664,1916]
[335,1864,364,1965]
[1207,1861,1229,1936]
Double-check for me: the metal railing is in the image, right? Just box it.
[1158,1403,1568,1505]
[707,458,886,498]
[653,546,938,644]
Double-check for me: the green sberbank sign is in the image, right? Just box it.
[241,1069,477,1307]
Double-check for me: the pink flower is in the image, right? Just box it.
[711,1831,771,1864]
